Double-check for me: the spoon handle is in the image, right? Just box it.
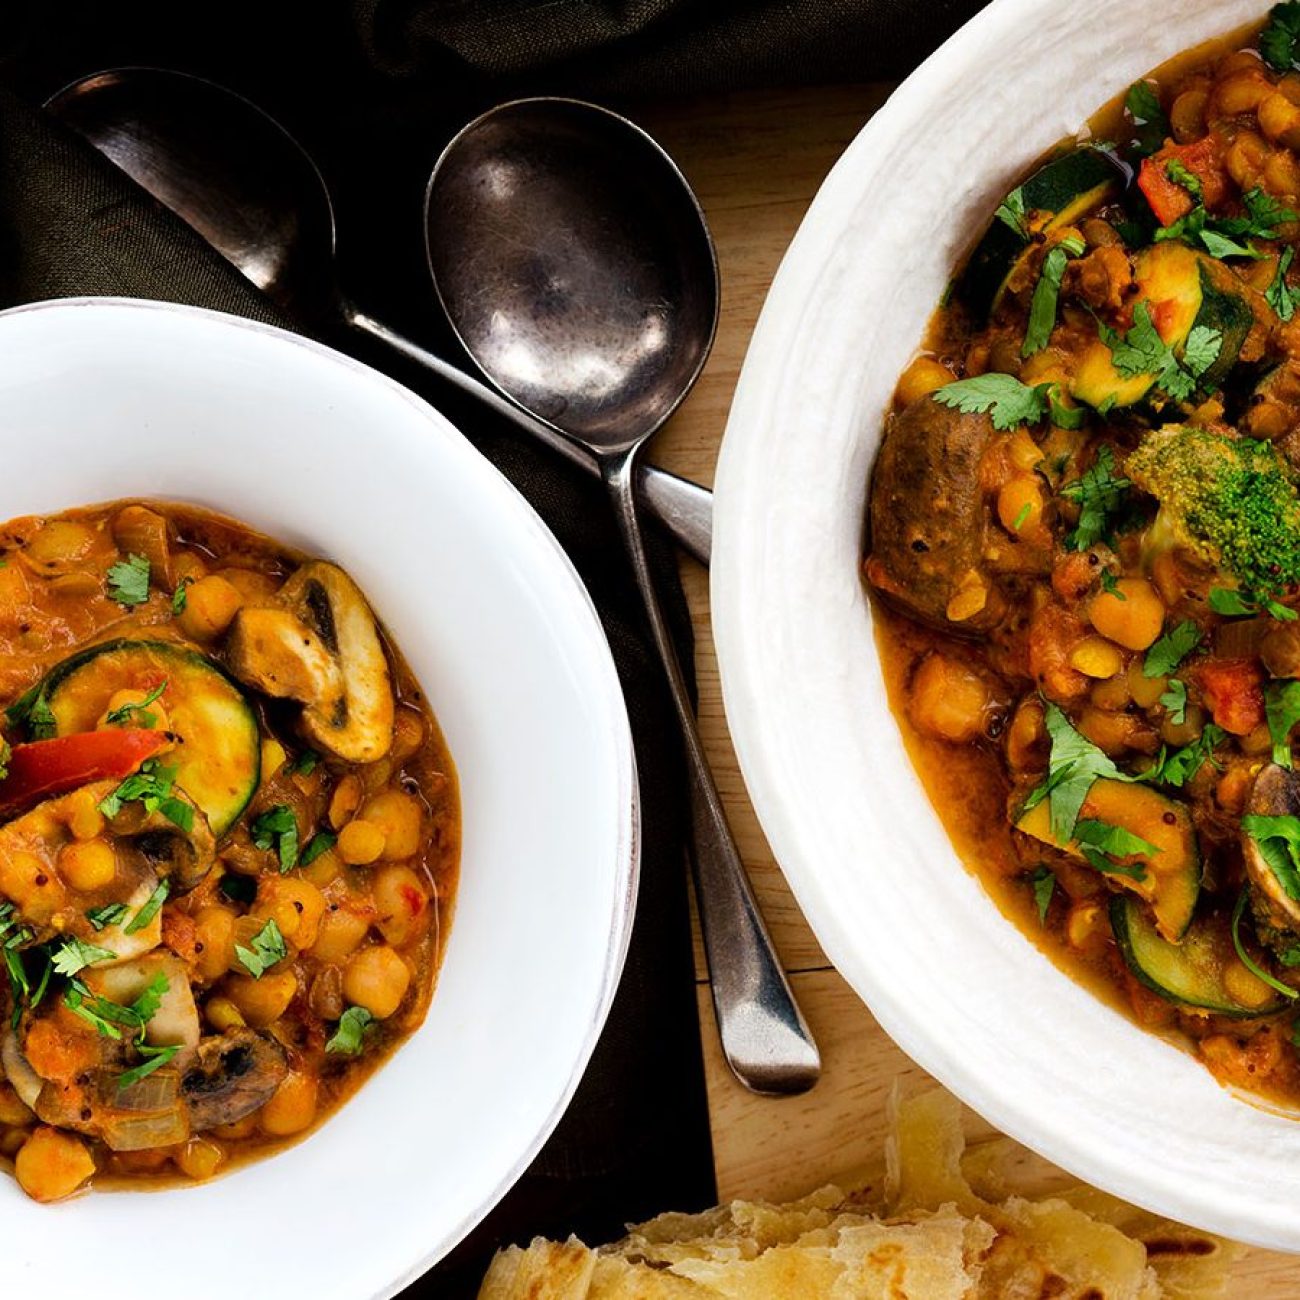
[341,305,714,565]
[603,446,821,1096]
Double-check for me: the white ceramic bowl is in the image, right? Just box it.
[0,299,637,1296]
[712,0,1300,1252]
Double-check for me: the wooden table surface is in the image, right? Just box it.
[632,82,1296,1291]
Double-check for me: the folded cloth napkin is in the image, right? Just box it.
[0,85,713,1298]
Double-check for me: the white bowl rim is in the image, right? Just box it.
[0,295,640,1295]
[711,0,1300,1253]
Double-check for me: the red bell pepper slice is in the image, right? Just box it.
[1138,137,1228,228]
[0,729,170,817]
[1197,658,1265,737]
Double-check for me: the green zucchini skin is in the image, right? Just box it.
[41,639,261,837]
[959,148,1126,318]
[1110,895,1286,1019]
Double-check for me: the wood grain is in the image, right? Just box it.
[630,81,1300,1290]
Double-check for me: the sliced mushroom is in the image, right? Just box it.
[1244,764,1300,949]
[226,560,394,762]
[181,1029,288,1131]
[1,1027,43,1110]
[115,789,216,894]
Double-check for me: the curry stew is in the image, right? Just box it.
[866,12,1300,1109]
[0,502,458,1200]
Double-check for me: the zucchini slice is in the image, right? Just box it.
[1110,895,1288,1017]
[41,639,260,837]
[959,147,1125,318]
[1017,777,1200,940]
[1070,243,1252,410]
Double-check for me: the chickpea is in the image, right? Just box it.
[1225,130,1270,190]
[390,710,425,765]
[1065,902,1109,955]
[1087,578,1165,651]
[211,1114,257,1141]
[204,996,245,1032]
[301,845,343,889]
[98,687,170,733]
[1259,91,1300,150]
[1069,637,1123,680]
[1126,657,1167,709]
[996,474,1047,542]
[63,788,106,842]
[193,905,238,983]
[172,552,208,585]
[310,905,371,964]
[175,1137,226,1181]
[328,774,363,829]
[260,1072,318,1137]
[337,818,385,865]
[373,865,428,947]
[254,876,326,950]
[15,1127,94,1202]
[362,789,423,860]
[1170,88,1208,142]
[55,838,115,892]
[259,738,287,788]
[224,968,298,1028]
[906,653,991,744]
[343,945,411,1019]
[1005,697,1045,771]
[1213,71,1272,116]
[178,575,244,640]
[894,355,956,408]
[1162,704,1206,748]
[1265,148,1300,202]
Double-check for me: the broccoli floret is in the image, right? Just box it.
[1125,425,1300,598]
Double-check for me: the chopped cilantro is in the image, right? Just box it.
[1125,80,1168,159]
[1230,888,1299,1000]
[104,679,167,728]
[1209,585,1299,622]
[124,878,170,935]
[289,749,320,777]
[1060,446,1132,551]
[933,374,1050,431]
[1047,384,1085,430]
[326,1005,376,1056]
[1074,818,1158,880]
[116,1043,180,1092]
[106,553,151,607]
[251,804,300,872]
[1268,247,1299,322]
[1140,724,1226,789]
[1263,2,1300,71]
[99,759,192,831]
[1098,569,1124,598]
[1165,159,1203,204]
[1244,813,1300,900]
[85,902,130,932]
[6,684,57,740]
[1028,866,1055,925]
[300,831,336,866]
[995,186,1029,240]
[1266,680,1300,769]
[1159,679,1188,726]
[171,577,192,615]
[50,936,117,977]
[1143,620,1202,678]
[235,917,288,979]
[1022,237,1085,357]
[1098,301,1219,402]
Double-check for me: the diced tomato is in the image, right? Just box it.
[1138,137,1229,228]
[0,729,170,816]
[1197,658,1265,736]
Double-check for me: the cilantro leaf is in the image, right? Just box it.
[1262,2,1300,71]
[1182,325,1223,379]
[104,679,167,728]
[933,374,1050,432]
[116,1043,180,1092]
[1160,679,1188,725]
[1165,159,1203,204]
[289,749,320,777]
[6,684,57,741]
[50,937,117,977]
[106,553,151,607]
[1099,569,1124,598]
[300,831,336,866]
[1230,888,1299,1000]
[1209,585,1299,622]
[1266,680,1300,769]
[235,917,288,979]
[1143,620,1202,677]
[1245,814,1300,900]
[995,186,1029,240]
[1022,238,1084,358]
[99,759,192,831]
[1021,703,1133,841]
[171,577,192,615]
[326,1005,376,1056]
[1047,384,1085,430]
[125,972,169,1025]
[251,804,300,872]
[1074,818,1159,881]
[1028,866,1055,925]
[85,902,130,932]
[1059,445,1132,550]
[1140,724,1226,789]
[1098,301,1215,402]
[124,878,170,935]
[1268,247,1299,322]
[1125,80,1168,159]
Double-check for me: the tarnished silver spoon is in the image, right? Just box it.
[428,99,820,1095]
[44,68,713,564]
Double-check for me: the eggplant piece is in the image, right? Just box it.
[182,1029,288,1131]
[865,396,1000,632]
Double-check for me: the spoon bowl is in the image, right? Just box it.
[426,99,718,449]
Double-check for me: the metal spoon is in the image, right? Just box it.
[44,68,713,565]
[428,99,820,1095]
